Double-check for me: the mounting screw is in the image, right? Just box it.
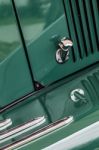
[70,89,87,104]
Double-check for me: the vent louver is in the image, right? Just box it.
[64,0,99,62]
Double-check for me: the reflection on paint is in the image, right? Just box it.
[0,0,21,62]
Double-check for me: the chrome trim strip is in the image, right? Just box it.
[43,121,99,150]
[2,116,73,150]
[0,116,46,144]
[0,119,12,131]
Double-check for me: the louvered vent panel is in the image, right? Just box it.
[64,0,99,62]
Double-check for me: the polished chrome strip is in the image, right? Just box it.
[43,121,99,150]
[0,119,12,131]
[2,116,73,150]
[0,116,46,144]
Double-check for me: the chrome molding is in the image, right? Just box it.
[0,119,12,131]
[43,121,99,150]
[2,116,73,150]
[0,116,46,144]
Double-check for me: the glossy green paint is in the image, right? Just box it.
[18,110,99,150]
[0,0,34,107]
[14,0,99,86]
[14,0,69,85]
[1,63,99,149]
[14,0,64,43]
[0,0,98,150]
[0,0,98,106]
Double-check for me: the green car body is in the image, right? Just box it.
[0,0,99,149]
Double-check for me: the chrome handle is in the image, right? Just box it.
[2,116,73,150]
[0,116,46,144]
[0,119,12,131]
[56,37,73,63]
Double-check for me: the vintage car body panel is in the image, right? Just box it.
[0,0,99,150]
[0,0,34,106]
[14,0,99,86]
[18,110,99,150]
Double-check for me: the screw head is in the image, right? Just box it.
[70,89,85,103]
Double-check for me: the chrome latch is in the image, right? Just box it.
[56,37,73,64]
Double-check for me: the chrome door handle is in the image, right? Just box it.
[56,37,73,63]
[0,119,12,131]
[2,116,73,150]
[0,116,46,144]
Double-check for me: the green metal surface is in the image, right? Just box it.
[1,63,99,149]
[18,110,99,150]
[14,0,99,86]
[0,0,34,107]
[0,0,98,150]
[14,0,69,85]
